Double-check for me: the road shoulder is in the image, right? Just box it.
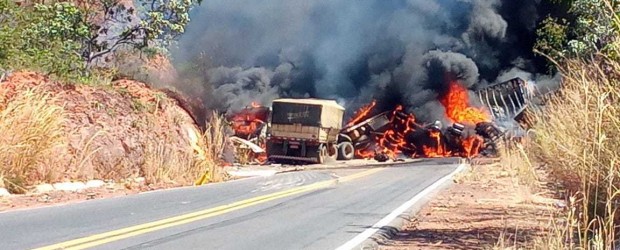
[378,158,563,249]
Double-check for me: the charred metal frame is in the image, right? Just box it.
[339,111,391,149]
[476,77,530,121]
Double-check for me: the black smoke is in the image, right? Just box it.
[170,0,558,123]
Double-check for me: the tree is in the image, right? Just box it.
[0,1,90,77]
[0,0,200,81]
[81,0,201,67]
[535,0,620,60]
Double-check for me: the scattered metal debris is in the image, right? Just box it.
[229,136,265,153]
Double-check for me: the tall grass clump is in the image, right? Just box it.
[531,50,620,248]
[526,0,620,246]
[141,112,229,185]
[193,112,229,185]
[0,90,66,193]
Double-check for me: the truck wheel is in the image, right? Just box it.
[328,144,338,161]
[338,141,355,160]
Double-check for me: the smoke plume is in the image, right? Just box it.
[170,0,556,122]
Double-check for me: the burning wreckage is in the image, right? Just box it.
[226,77,531,164]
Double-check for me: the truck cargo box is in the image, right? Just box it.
[268,98,345,163]
[271,99,344,128]
[270,98,344,142]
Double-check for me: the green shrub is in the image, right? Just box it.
[0,0,89,80]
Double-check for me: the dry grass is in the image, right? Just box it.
[500,144,539,189]
[503,21,620,250]
[494,3,620,247]
[0,81,230,192]
[193,112,229,184]
[0,89,67,193]
[140,112,229,185]
[491,62,620,249]
[526,52,620,249]
[140,135,199,185]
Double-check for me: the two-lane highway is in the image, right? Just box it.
[0,158,465,250]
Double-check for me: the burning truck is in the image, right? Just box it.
[226,102,270,164]
[338,77,530,161]
[226,77,530,164]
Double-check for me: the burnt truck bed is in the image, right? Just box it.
[339,111,391,150]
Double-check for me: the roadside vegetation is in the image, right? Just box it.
[529,55,620,249]
[0,0,198,82]
[0,0,232,193]
[505,0,620,248]
[0,90,66,193]
[0,73,229,193]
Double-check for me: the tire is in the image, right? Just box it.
[328,144,338,161]
[338,141,355,160]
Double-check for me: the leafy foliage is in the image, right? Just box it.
[534,17,569,62]
[535,0,620,60]
[0,0,200,83]
[83,0,200,66]
[0,1,90,79]
[567,0,620,57]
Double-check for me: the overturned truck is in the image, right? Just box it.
[267,98,345,164]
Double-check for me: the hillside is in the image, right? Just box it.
[0,71,212,194]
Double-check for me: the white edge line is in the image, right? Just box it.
[334,163,468,250]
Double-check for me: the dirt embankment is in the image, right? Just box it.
[0,71,209,194]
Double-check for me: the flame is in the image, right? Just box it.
[347,100,377,127]
[461,136,483,158]
[229,102,269,164]
[347,79,491,160]
[437,78,490,158]
[440,80,491,124]
[229,103,269,139]
[356,148,376,159]
[255,141,268,164]
[422,130,451,158]
[352,104,419,159]
[330,76,497,161]
[231,118,264,137]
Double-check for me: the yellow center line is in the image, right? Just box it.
[33,167,384,250]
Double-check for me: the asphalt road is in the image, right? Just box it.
[0,158,464,250]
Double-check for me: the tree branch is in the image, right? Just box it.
[86,26,146,64]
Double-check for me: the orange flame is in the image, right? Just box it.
[438,79,490,158]
[347,100,377,127]
[231,118,265,137]
[356,148,376,159]
[230,102,268,138]
[422,130,451,158]
[461,136,483,158]
[255,141,268,164]
[351,104,420,159]
[346,78,492,160]
[229,102,269,164]
[441,80,491,124]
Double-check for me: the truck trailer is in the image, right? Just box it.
[266,98,344,164]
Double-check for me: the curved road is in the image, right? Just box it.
[0,158,464,250]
